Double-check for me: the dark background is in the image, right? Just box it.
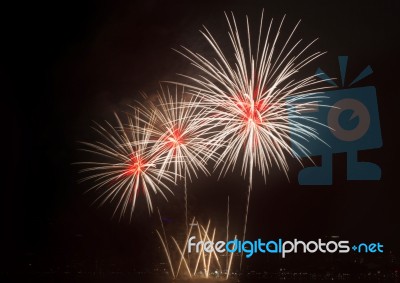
[2,0,399,279]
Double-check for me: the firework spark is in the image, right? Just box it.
[78,112,176,219]
[177,11,328,268]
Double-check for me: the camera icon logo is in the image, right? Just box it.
[291,56,382,185]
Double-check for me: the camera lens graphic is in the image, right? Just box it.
[328,98,370,142]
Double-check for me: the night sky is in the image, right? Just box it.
[3,0,400,277]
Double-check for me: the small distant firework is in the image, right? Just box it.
[78,112,176,219]
[177,11,328,268]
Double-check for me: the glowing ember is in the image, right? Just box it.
[125,155,146,175]
[164,128,184,152]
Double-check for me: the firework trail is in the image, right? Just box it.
[156,214,236,280]
[157,208,174,277]
[78,112,176,219]
[136,85,218,230]
[177,11,328,269]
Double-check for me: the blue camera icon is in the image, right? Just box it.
[291,56,382,185]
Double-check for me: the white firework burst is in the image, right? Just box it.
[136,85,217,183]
[177,11,327,184]
[78,112,176,219]
[134,85,219,229]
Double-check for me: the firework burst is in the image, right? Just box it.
[78,112,176,219]
[177,11,329,268]
[135,85,219,228]
[178,12,327,181]
[136,85,217,183]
